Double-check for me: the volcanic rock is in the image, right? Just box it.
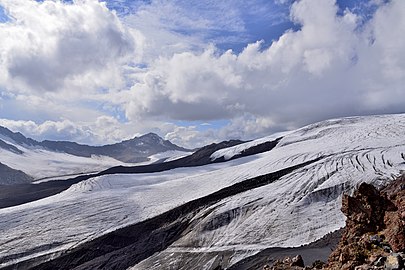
[325,175,405,270]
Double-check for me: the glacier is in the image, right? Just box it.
[1,114,405,269]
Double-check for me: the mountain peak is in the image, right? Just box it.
[0,125,190,163]
[124,132,165,144]
[0,125,38,147]
[140,132,162,139]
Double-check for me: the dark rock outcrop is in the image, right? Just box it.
[326,175,405,270]
[0,162,33,185]
[0,139,23,154]
[381,176,405,253]
[253,175,405,270]
[0,126,37,147]
[271,255,305,270]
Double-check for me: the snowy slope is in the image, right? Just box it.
[0,143,190,182]
[0,129,192,182]
[0,147,130,181]
[0,156,260,268]
[210,131,291,161]
[1,114,405,269]
[0,132,132,180]
[132,150,192,165]
[132,114,405,269]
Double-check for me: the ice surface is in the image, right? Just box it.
[0,144,131,180]
[210,130,292,161]
[0,156,260,267]
[131,150,192,165]
[0,142,190,181]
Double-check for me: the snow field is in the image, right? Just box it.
[1,114,405,268]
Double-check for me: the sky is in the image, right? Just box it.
[0,0,404,148]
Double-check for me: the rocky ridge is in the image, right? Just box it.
[260,175,405,270]
[326,175,405,270]
[0,162,33,185]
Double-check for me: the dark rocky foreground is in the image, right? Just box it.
[0,138,279,209]
[325,175,405,270]
[253,175,405,270]
[2,157,321,270]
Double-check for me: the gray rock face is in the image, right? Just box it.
[40,132,190,163]
[0,126,37,147]
[0,139,23,154]
[0,163,33,185]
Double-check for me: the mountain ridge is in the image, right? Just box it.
[0,126,191,163]
[0,162,33,185]
[0,126,194,182]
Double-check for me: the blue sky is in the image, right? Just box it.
[0,5,8,22]
[0,0,376,51]
[102,0,379,52]
[0,0,383,55]
[0,0,404,147]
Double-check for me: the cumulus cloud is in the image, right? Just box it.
[122,0,291,61]
[0,0,143,93]
[116,0,405,143]
[121,0,245,62]
[164,126,211,148]
[0,116,138,145]
[0,118,92,142]
[1,0,404,148]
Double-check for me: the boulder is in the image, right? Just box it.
[384,254,403,270]
[291,255,305,267]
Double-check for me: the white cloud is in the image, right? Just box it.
[1,0,405,148]
[125,0,246,34]
[121,0,247,62]
[0,118,91,142]
[164,126,206,148]
[121,0,291,61]
[116,0,405,143]
[0,0,143,93]
[0,116,139,145]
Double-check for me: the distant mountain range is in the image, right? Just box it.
[0,126,189,163]
[0,126,192,184]
[40,132,190,163]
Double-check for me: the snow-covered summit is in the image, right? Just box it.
[0,126,191,182]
